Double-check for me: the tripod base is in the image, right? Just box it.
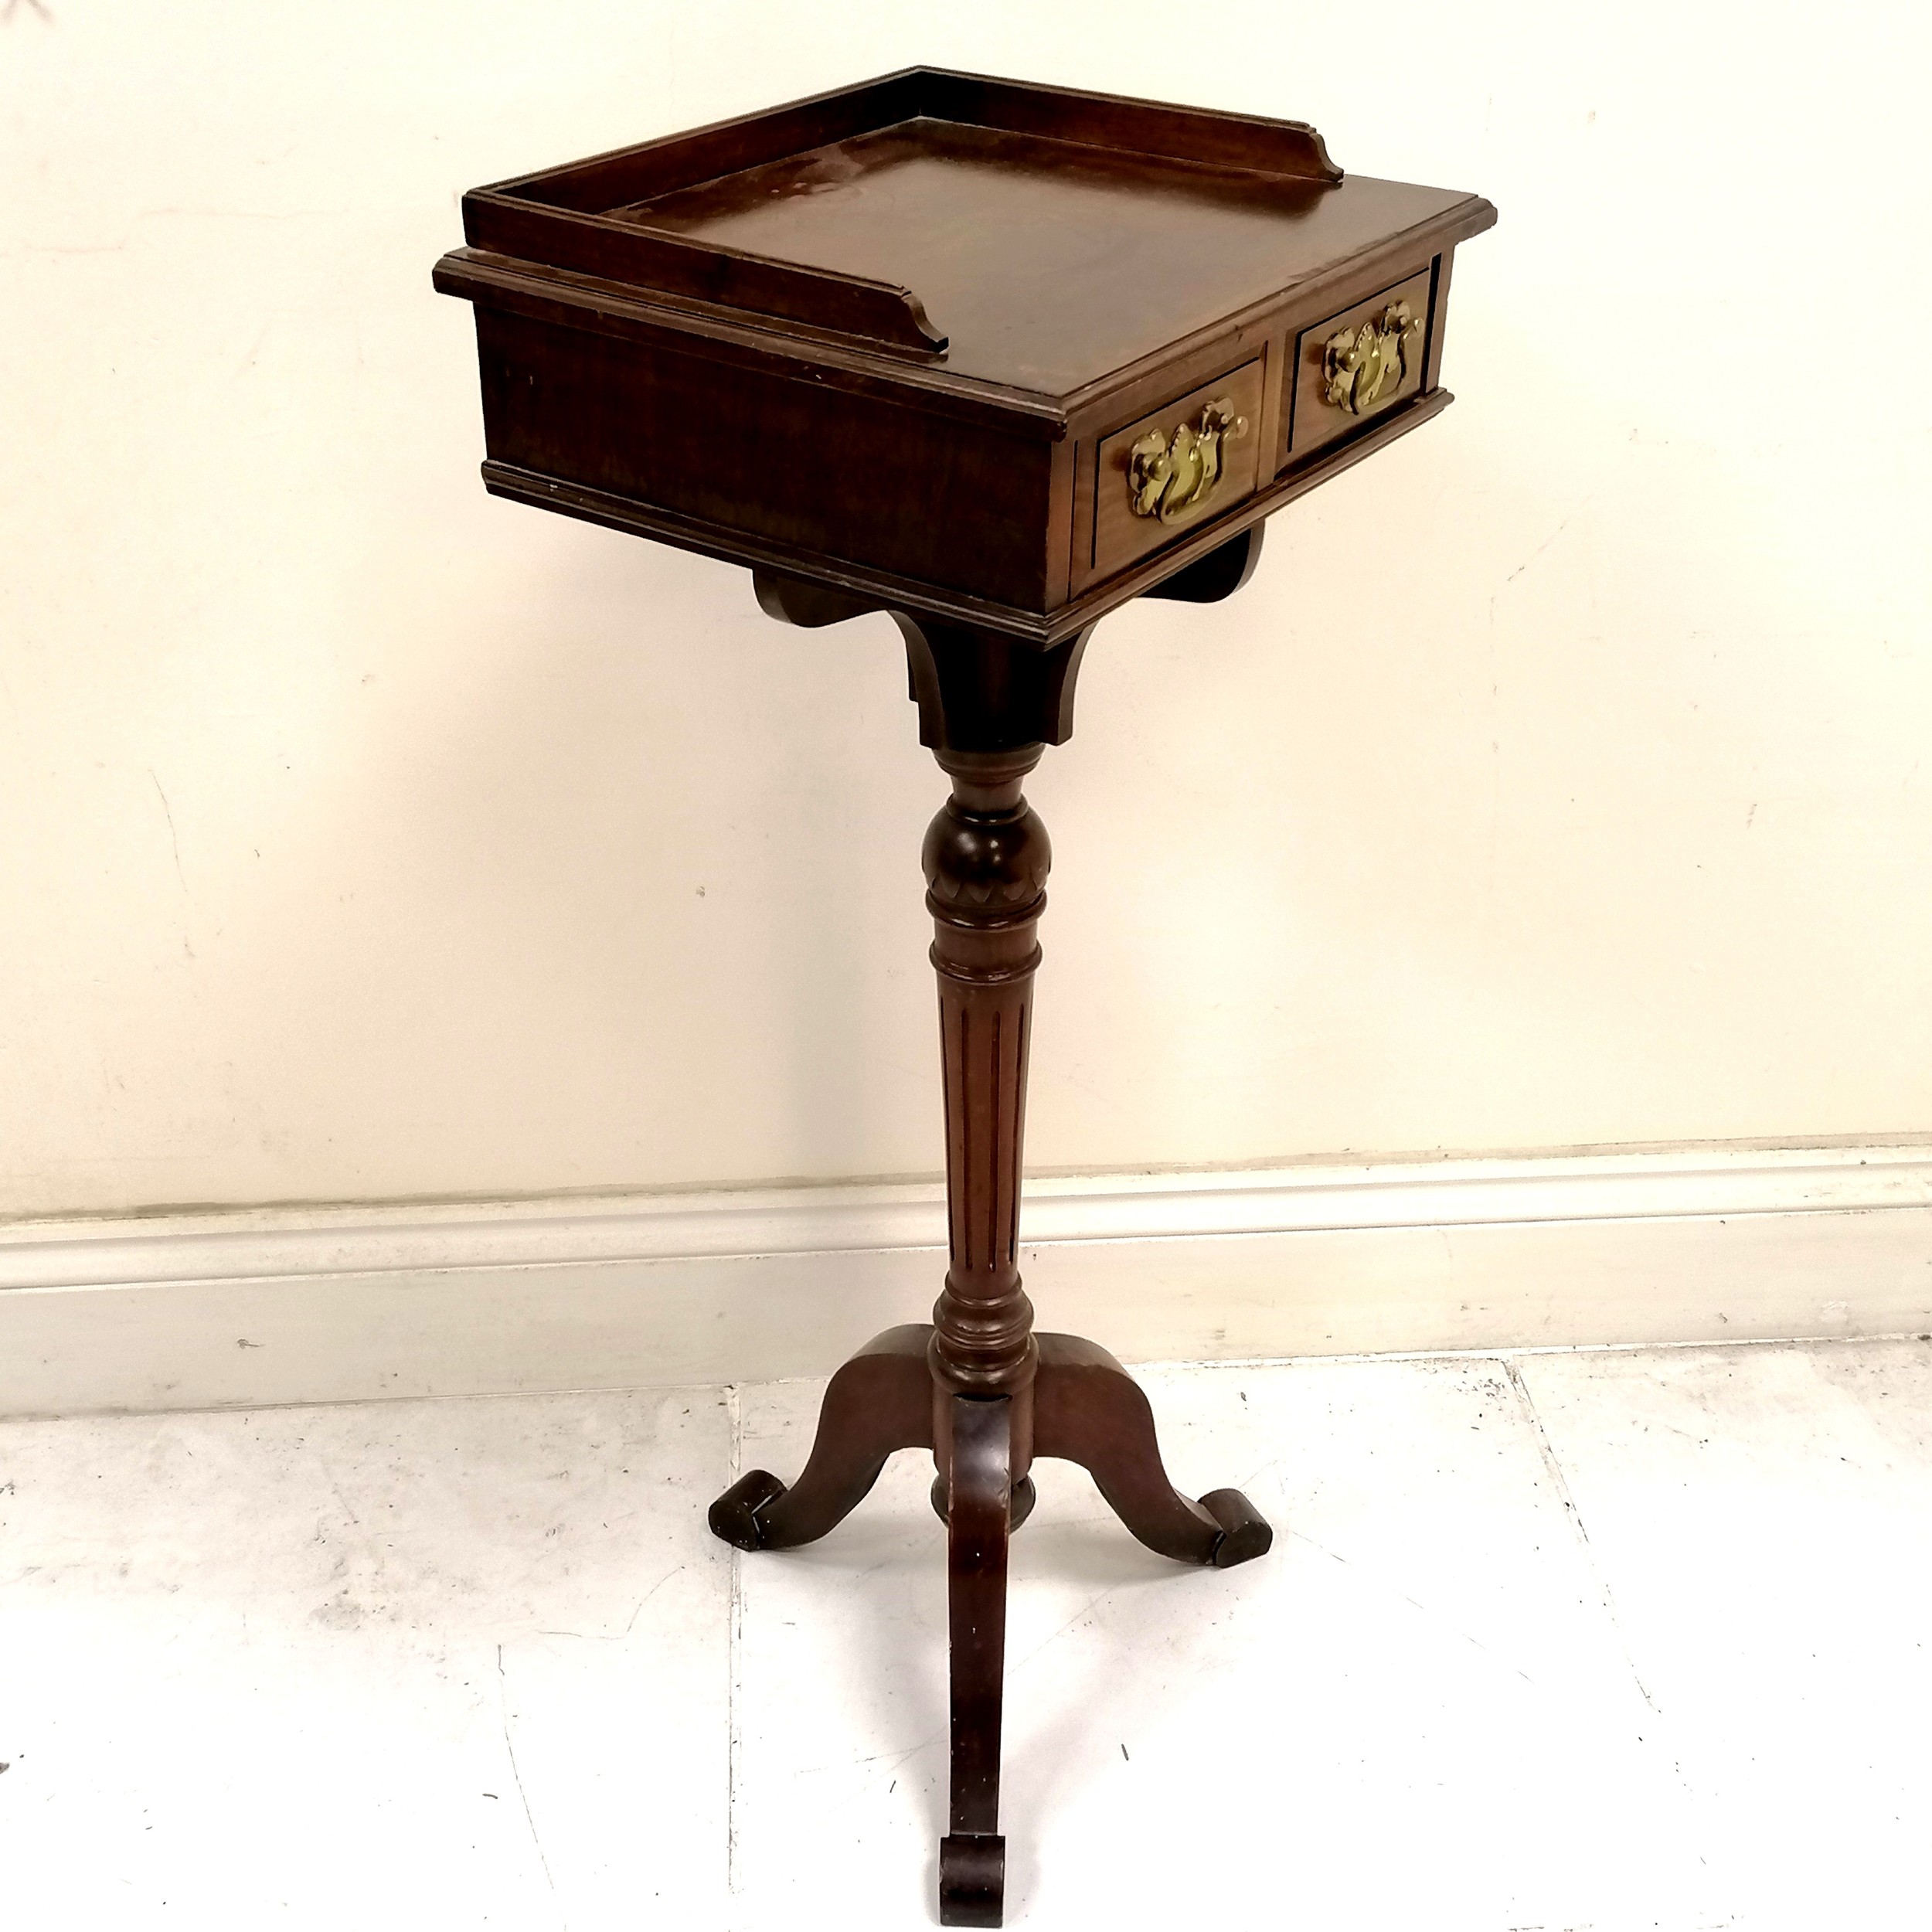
[707,1324,1271,1925]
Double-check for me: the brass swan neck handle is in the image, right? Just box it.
[1127,397,1249,525]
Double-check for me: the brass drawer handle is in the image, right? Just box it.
[1321,301,1421,414]
[1128,398,1249,523]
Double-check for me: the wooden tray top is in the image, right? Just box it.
[436,69,1495,636]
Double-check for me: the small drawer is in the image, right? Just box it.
[1286,267,1432,464]
[1090,359,1264,580]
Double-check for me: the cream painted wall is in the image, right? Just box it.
[2,1,1928,1221]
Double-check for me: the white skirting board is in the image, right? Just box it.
[2,1145,1929,1419]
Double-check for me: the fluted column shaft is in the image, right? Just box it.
[923,745,1050,1411]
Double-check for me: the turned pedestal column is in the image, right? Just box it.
[709,559,1271,1927]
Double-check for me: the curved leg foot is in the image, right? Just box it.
[939,1830,1005,1929]
[709,1325,934,1552]
[940,1393,1012,1927]
[1033,1332,1273,1568]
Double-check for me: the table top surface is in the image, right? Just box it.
[458,72,1489,404]
[612,119,1471,394]
[438,71,1496,648]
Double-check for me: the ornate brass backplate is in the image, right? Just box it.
[1128,398,1249,524]
[1321,301,1421,415]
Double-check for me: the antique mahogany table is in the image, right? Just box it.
[436,68,1493,1924]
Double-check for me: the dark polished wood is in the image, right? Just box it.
[434,67,1493,634]
[461,67,1345,369]
[711,616,1273,1925]
[1035,1332,1272,1566]
[924,743,1049,1412]
[474,390,1444,647]
[437,71,1492,1927]
[1142,520,1266,605]
[941,1391,1015,1928]
[707,1324,933,1551]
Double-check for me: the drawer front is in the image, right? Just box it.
[1286,267,1432,464]
[1090,358,1265,580]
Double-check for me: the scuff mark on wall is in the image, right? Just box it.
[148,769,188,897]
